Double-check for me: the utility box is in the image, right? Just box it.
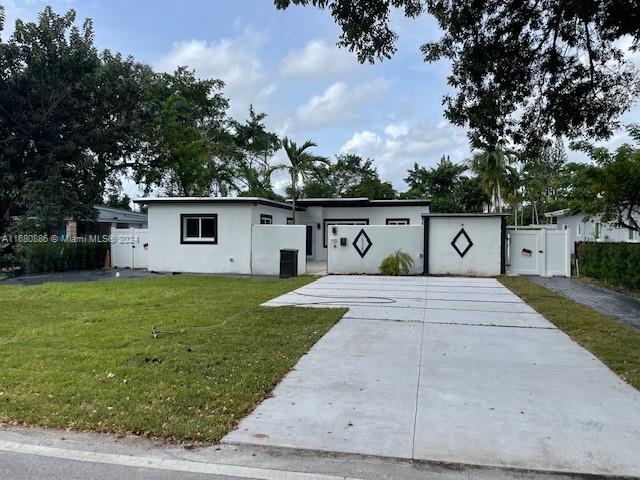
[279,249,298,278]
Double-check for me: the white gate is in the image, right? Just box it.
[110,228,149,269]
[508,229,570,277]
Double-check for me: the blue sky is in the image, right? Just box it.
[3,0,640,197]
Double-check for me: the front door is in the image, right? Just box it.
[306,225,313,257]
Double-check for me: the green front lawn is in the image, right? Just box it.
[500,276,640,391]
[0,275,345,442]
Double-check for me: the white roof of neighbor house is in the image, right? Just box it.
[133,196,299,211]
[95,205,147,224]
[544,208,571,218]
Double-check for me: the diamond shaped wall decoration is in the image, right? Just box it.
[352,229,373,258]
[451,227,473,258]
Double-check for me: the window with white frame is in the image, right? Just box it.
[386,218,410,225]
[260,214,273,225]
[594,222,601,239]
[181,214,218,244]
[577,224,582,236]
[629,228,636,241]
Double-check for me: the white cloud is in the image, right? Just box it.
[340,131,383,156]
[340,122,470,188]
[280,39,356,77]
[155,29,268,115]
[297,78,390,126]
[384,123,409,139]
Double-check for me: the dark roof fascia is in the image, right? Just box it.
[134,197,305,212]
[294,199,431,208]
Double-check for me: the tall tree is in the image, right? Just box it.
[232,106,281,198]
[275,0,640,148]
[569,125,640,232]
[135,68,232,196]
[403,156,487,212]
[468,147,515,213]
[279,138,329,223]
[0,6,151,232]
[302,154,396,199]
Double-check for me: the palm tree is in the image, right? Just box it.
[467,147,514,213]
[278,138,329,223]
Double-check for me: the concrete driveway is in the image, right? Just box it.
[223,275,640,477]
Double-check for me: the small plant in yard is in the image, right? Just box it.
[379,250,414,276]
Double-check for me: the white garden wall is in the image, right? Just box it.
[427,216,503,276]
[251,225,306,276]
[299,205,429,261]
[110,228,149,269]
[327,225,424,275]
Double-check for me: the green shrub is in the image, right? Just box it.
[23,241,109,274]
[576,241,640,289]
[379,249,414,276]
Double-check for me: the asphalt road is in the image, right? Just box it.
[530,276,640,331]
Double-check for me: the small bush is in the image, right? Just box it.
[576,241,640,289]
[379,250,414,276]
[23,242,109,274]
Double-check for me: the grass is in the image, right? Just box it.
[575,275,640,300]
[0,275,346,443]
[499,276,640,391]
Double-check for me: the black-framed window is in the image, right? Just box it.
[260,214,273,225]
[323,218,369,248]
[180,214,218,244]
[386,218,410,225]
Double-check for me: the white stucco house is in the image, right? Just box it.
[545,209,639,254]
[132,196,431,275]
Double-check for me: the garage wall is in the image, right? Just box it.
[251,225,306,276]
[427,216,503,276]
[146,203,253,274]
[327,225,424,275]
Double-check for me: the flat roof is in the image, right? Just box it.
[133,197,304,211]
[293,198,431,207]
[544,208,571,218]
[422,213,511,217]
[95,205,147,223]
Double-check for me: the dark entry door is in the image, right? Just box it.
[306,225,313,256]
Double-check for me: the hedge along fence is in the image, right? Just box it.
[22,241,109,274]
[576,241,640,289]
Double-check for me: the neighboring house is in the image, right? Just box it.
[545,208,639,254]
[133,197,430,274]
[65,205,148,238]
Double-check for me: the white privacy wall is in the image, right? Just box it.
[298,205,429,261]
[251,225,306,276]
[146,203,253,274]
[428,216,502,276]
[327,225,424,275]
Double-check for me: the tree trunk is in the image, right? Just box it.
[291,170,296,224]
[496,182,502,213]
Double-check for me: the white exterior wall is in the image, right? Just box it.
[146,203,253,274]
[251,225,306,276]
[327,225,424,275]
[297,205,428,261]
[250,204,291,225]
[428,216,502,276]
[557,213,639,254]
